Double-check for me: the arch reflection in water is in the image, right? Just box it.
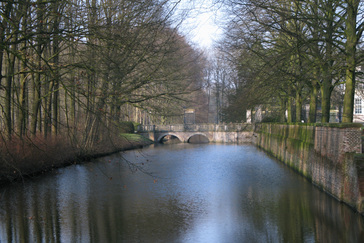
[160,134,181,144]
[188,134,209,144]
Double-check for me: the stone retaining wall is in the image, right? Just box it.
[253,123,364,214]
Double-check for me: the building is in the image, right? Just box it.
[353,66,364,123]
[353,89,364,123]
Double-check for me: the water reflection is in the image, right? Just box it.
[188,134,209,144]
[0,144,363,242]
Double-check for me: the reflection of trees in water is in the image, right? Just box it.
[87,197,198,242]
[1,150,364,242]
[239,179,364,242]
[310,188,364,242]
[238,183,315,242]
[0,161,198,242]
[0,178,63,242]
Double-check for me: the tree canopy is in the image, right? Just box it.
[0,0,207,146]
[218,0,364,123]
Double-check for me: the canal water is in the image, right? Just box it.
[0,144,363,242]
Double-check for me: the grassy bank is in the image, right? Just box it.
[0,133,153,184]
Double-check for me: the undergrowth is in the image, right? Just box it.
[0,133,152,183]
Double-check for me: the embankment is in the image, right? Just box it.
[253,123,364,214]
[0,133,153,184]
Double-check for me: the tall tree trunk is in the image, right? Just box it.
[18,2,29,136]
[44,76,53,138]
[83,0,98,146]
[51,54,59,136]
[1,3,14,138]
[18,59,28,137]
[295,89,302,122]
[5,47,16,138]
[30,57,42,135]
[51,0,61,135]
[0,2,12,89]
[279,97,287,122]
[308,81,318,123]
[342,0,359,123]
[31,0,45,135]
[287,97,294,123]
[320,79,332,123]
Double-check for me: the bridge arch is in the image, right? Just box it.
[187,133,210,143]
[157,133,184,143]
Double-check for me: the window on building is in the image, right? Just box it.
[355,98,362,114]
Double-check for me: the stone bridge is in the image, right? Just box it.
[137,123,254,143]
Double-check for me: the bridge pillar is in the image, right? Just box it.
[140,131,157,142]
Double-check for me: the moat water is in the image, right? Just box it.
[1,144,363,242]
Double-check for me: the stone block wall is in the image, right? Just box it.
[253,123,364,214]
[212,131,253,143]
[314,126,362,164]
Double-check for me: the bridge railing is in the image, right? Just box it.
[137,123,253,132]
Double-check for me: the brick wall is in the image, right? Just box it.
[253,123,364,214]
[314,126,361,163]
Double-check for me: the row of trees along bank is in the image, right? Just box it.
[0,0,206,177]
[218,0,364,123]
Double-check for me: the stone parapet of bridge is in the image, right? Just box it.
[138,123,254,133]
[137,123,254,143]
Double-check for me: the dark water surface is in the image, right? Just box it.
[1,144,364,242]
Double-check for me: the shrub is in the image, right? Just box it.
[261,115,280,123]
[132,122,141,131]
[0,134,77,182]
[118,121,135,133]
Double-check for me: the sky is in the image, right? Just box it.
[175,0,225,50]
